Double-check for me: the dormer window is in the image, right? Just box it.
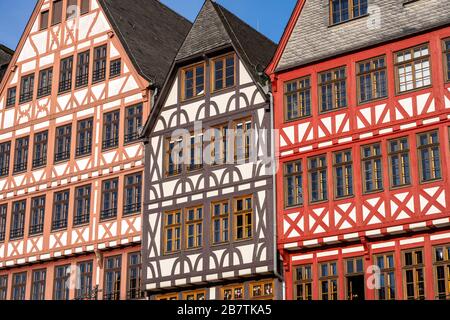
[330,0,368,25]
[181,62,205,101]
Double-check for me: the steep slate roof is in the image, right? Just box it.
[176,0,277,82]
[277,0,450,72]
[0,45,14,82]
[98,0,192,88]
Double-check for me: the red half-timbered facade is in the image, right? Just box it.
[0,0,189,300]
[267,0,450,300]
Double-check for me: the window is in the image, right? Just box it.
[124,173,142,216]
[59,56,73,93]
[32,131,48,168]
[330,0,368,24]
[66,0,78,20]
[40,10,49,30]
[212,200,230,244]
[156,293,179,300]
[403,248,425,300]
[319,67,347,112]
[51,0,63,25]
[319,261,338,300]
[183,290,206,300]
[6,87,16,107]
[10,200,26,240]
[101,179,118,220]
[13,136,29,174]
[434,245,450,300]
[250,280,274,300]
[374,253,396,300]
[284,160,303,207]
[104,255,121,300]
[0,142,11,177]
[234,118,252,161]
[165,138,183,176]
[357,56,387,103]
[334,150,353,198]
[182,63,205,100]
[212,54,235,91]
[29,196,45,236]
[444,39,450,82]
[76,50,90,88]
[53,265,70,300]
[76,260,93,300]
[93,45,107,83]
[309,155,328,202]
[19,74,34,104]
[103,110,120,149]
[76,118,93,156]
[395,44,431,93]
[127,252,142,300]
[54,124,71,162]
[388,138,411,187]
[234,195,252,240]
[209,124,228,165]
[124,104,143,143]
[31,269,46,300]
[80,0,90,15]
[294,265,313,300]
[345,257,365,300]
[222,284,243,300]
[110,59,121,78]
[52,190,69,231]
[185,206,203,249]
[74,185,91,226]
[417,131,441,182]
[0,275,7,300]
[362,143,383,193]
[188,132,203,171]
[0,205,7,242]
[37,68,53,97]
[164,210,181,254]
[285,76,311,121]
[11,272,27,300]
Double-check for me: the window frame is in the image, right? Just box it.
[100,178,119,221]
[163,210,182,254]
[103,255,122,300]
[29,195,46,236]
[0,204,7,242]
[54,124,72,163]
[32,130,48,168]
[92,44,107,83]
[13,136,29,174]
[181,61,206,101]
[333,149,354,199]
[75,260,93,300]
[373,252,396,300]
[221,284,244,300]
[211,53,236,93]
[211,200,230,245]
[417,130,442,183]
[284,76,312,122]
[76,117,93,157]
[51,0,63,26]
[318,66,347,113]
[284,160,303,208]
[344,257,365,300]
[31,269,46,300]
[126,252,143,300]
[308,155,328,203]
[209,123,228,165]
[11,272,27,300]
[402,248,426,300]
[0,274,7,300]
[0,142,11,177]
[6,87,16,108]
[53,264,70,300]
[37,67,53,98]
[361,143,384,194]
[444,38,450,83]
[433,244,450,300]
[19,73,35,104]
[124,104,143,144]
[185,206,203,250]
[233,117,252,162]
[102,110,120,150]
[52,189,70,231]
[182,289,206,300]
[233,195,253,241]
[110,58,121,78]
[356,55,388,104]
[123,172,142,216]
[388,137,411,188]
[250,279,274,300]
[75,50,90,88]
[329,0,368,25]
[394,43,432,94]
[165,136,183,177]
[319,261,339,300]
[40,10,49,30]
[58,56,73,94]
[10,200,26,240]
[74,184,91,226]
[293,264,313,300]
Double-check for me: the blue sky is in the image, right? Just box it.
[0,0,297,50]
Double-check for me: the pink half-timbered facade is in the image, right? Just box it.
[0,0,189,300]
[267,0,450,300]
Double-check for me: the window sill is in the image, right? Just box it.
[419,177,443,185]
[284,114,312,124]
[395,84,432,97]
[357,95,388,107]
[328,13,370,28]
[362,189,384,196]
[319,106,348,116]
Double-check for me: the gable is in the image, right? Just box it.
[275,0,450,72]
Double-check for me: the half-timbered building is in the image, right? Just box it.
[142,0,282,300]
[267,0,450,300]
[0,0,190,300]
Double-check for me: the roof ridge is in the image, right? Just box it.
[0,44,14,56]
